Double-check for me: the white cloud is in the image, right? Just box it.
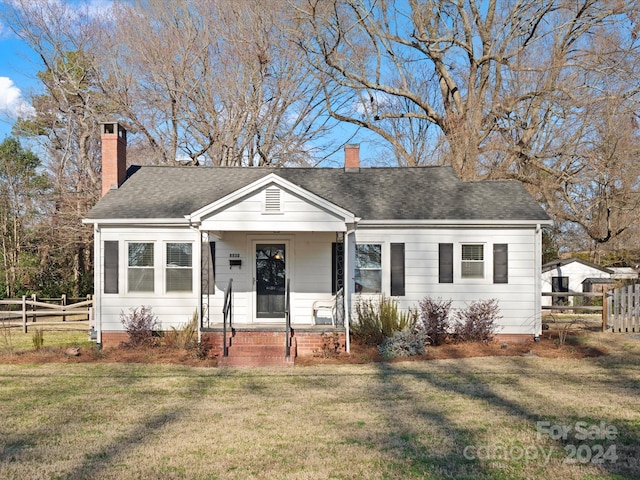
[0,77,35,119]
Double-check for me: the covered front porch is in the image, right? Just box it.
[198,230,348,366]
[182,173,357,365]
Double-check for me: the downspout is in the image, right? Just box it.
[344,224,357,353]
[186,215,203,345]
[534,224,542,340]
[195,226,203,345]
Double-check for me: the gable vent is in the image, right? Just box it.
[264,187,282,213]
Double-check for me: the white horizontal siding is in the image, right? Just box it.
[97,227,200,332]
[204,231,335,326]
[351,227,540,335]
[200,187,346,231]
[96,223,542,337]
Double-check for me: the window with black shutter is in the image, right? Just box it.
[439,243,453,283]
[104,241,119,294]
[390,243,405,296]
[493,244,508,284]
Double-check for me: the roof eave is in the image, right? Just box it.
[357,219,553,227]
[82,218,190,226]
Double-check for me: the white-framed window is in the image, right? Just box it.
[166,242,193,292]
[461,244,484,279]
[128,242,154,292]
[355,244,382,293]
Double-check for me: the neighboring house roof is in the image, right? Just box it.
[542,258,614,275]
[609,267,639,280]
[582,277,617,285]
[85,165,551,223]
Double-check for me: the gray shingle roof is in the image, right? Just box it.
[85,165,550,222]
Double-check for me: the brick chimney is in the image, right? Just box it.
[344,143,360,172]
[100,122,127,196]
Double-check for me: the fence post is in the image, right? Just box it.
[632,284,640,332]
[602,287,608,332]
[31,294,37,323]
[22,296,27,333]
[62,294,67,321]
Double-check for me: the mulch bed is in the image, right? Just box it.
[1,330,604,366]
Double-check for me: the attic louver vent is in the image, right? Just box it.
[264,187,282,213]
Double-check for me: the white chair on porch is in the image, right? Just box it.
[312,288,344,326]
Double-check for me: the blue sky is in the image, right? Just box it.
[0,27,39,140]
[0,0,374,165]
[0,0,112,141]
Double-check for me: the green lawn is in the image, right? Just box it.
[0,332,639,479]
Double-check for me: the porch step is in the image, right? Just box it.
[218,332,296,367]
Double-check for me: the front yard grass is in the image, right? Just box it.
[0,330,639,479]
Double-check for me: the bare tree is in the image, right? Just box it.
[2,0,104,295]
[297,0,640,247]
[96,0,338,166]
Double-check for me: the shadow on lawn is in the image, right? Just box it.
[361,352,640,479]
[65,409,184,480]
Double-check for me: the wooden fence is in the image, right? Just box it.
[609,284,640,333]
[0,295,93,333]
[542,291,608,331]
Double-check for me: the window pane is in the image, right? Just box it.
[128,268,154,292]
[462,244,483,261]
[167,243,192,267]
[355,270,382,293]
[167,268,193,292]
[129,243,154,267]
[462,244,484,279]
[355,244,382,293]
[462,262,484,278]
[356,244,381,268]
[166,243,193,292]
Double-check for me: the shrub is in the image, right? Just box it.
[120,306,158,347]
[32,329,44,351]
[313,332,342,358]
[417,297,452,346]
[191,337,212,360]
[163,311,198,350]
[452,299,501,343]
[353,295,417,346]
[378,328,427,359]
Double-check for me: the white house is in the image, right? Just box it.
[541,258,615,307]
[83,122,552,365]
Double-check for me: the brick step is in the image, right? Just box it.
[226,345,288,355]
[229,335,287,346]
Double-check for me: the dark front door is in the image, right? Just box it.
[256,243,286,318]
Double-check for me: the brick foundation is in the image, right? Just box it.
[99,332,130,347]
[293,331,346,356]
[492,334,536,344]
[100,330,529,352]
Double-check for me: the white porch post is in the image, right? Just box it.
[534,224,542,338]
[93,224,102,346]
[344,229,350,353]
[197,230,204,344]
[344,226,356,353]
